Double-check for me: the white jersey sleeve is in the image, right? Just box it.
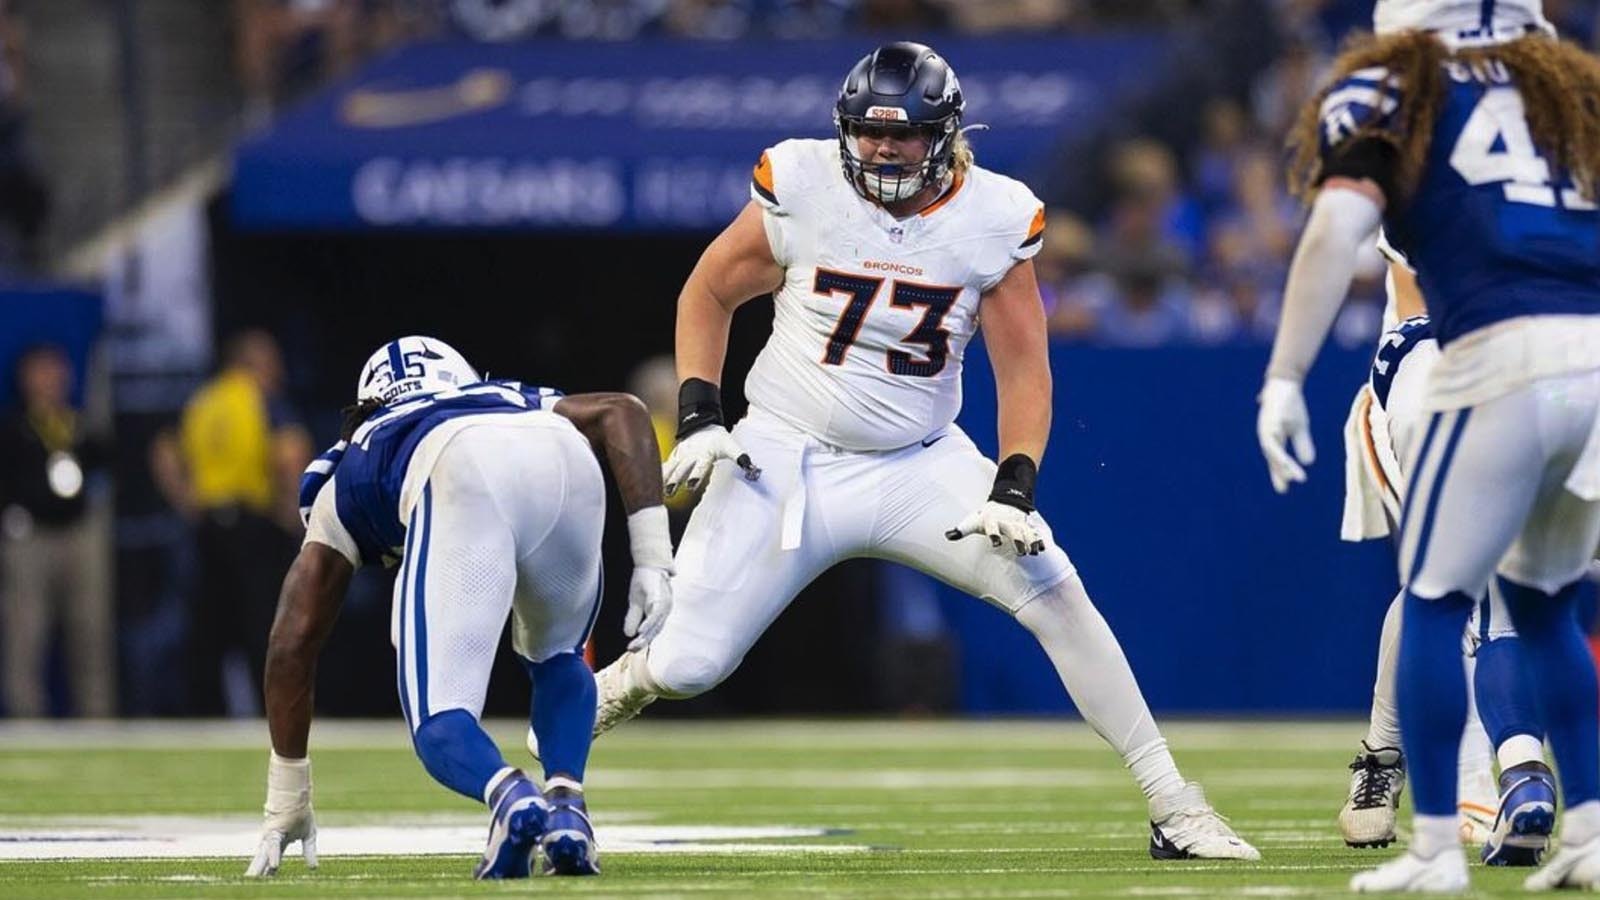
[979,178,1046,289]
[751,143,810,268]
[303,475,361,567]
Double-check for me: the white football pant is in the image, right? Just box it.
[393,417,605,732]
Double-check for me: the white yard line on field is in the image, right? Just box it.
[0,818,868,861]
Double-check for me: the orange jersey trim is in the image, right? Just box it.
[917,172,965,218]
[752,151,777,203]
[1358,389,1400,510]
[1019,206,1045,248]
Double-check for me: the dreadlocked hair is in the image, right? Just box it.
[340,397,384,441]
[1287,30,1600,204]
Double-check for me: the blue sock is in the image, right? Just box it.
[1500,576,1600,806]
[522,652,597,782]
[1398,589,1476,816]
[412,708,511,802]
[1473,634,1544,750]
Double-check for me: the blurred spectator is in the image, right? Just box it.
[1105,138,1204,265]
[1250,37,1328,140]
[0,1,49,272]
[168,330,310,716]
[857,0,953,31]
[0,345,112,717]
[1038,210,1112,338]
[1189,97,1256,221]
[626,354,678,460]
[770,0,856,38]
[235,0,425,121]
[664,0,754,39]
[948,0,1077,33]
[1077,255,1195,347]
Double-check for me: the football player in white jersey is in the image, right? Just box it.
[1338,240,1554,865]
[560,42,1258,861]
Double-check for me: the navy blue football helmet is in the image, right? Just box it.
[834,42,965,204]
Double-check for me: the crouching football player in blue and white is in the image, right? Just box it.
[244,336,674,880]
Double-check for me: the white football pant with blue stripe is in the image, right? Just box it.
[1400,371,1600,600]
[392,416,604,730]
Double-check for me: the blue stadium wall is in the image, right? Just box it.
[943,342,1394,714]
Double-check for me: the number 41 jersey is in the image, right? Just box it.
[744,138,1045,452]
[1321,60,1600,346]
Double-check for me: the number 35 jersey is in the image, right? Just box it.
[743,138,1045,452]
[1320,60,1600,346]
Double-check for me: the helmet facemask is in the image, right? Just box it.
[835,113,959,205]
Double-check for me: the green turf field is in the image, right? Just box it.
[0,719,1547,898]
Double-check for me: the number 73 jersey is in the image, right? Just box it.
[743,138,1046,452]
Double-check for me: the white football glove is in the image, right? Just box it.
[625,506,674,651]
[245,753,317,877]
[1257,376,1316,494]
[662,425,760,496]
[625,566,672,651]
[946,501,1047,557]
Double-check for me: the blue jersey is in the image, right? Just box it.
[1320,60,1600,344]
[1370,315,1436,409]
[299,380,562,566]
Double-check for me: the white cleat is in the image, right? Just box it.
[593,650,658,738]
[1148,782,1261,861]
[1350,848,1470,893]
[1340,743,1405,849]
[1525,835,1600,891]
[1457,802,1495,846]
[1456,762,1499,847]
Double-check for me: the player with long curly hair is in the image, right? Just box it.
[1258,1,1600,891]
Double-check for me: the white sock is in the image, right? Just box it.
[1365,592,1404,750]
[1457,661,1496,810]
[545,775,583,794]
[1563,801,1600,845]
[1496,734,1545,772]
[1126,737,1186,803]
[1412,814,1460,858]
[1013,574,1178,802]
[483,766,520,806]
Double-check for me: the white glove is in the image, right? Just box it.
[245,753,317,877]
[946,501,1047,556]
[625,507,674,651]
[663,425,760,497]
[625,566,672,651]
[1257,376,1316,494]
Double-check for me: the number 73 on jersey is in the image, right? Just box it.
[812,267,961,378]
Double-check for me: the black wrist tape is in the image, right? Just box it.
[989,454,1038,512]
[676,377,724,439]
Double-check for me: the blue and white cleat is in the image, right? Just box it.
[540,776,600,876]
[473,770,549,880]
[1482,760,1557,867]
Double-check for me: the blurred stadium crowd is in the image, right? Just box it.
[2,0,1599,719]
